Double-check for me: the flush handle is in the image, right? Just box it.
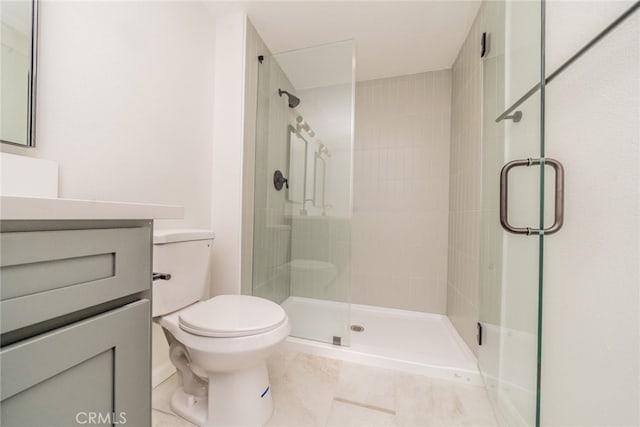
[153,272,172,281]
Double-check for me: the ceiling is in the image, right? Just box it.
[274,40,354,90]
[205,1,481,82]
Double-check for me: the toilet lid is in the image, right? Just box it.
[178,295,287,338]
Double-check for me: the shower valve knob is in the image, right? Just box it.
[273,170,289,191]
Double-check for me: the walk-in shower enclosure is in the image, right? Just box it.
[252,40,355,346]
[249,2,640,425]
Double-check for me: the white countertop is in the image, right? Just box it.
[0,196,183,220]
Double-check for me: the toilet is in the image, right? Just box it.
[152,229,291,427]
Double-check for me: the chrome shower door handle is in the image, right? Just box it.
[500,158,565,235]
[542,158,565,235]
[500,159,533,235]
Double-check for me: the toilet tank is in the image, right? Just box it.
[152,229,215,317]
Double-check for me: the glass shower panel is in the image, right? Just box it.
[252,41,354,346]
[478,1,544,426]
[252,54,294,306]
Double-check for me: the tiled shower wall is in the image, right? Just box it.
[352,70,451,313]
[251,33,295,304]
[241,20,268,295]
[446,13,483,354]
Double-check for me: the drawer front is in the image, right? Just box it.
[0,299,150,427]
[0,227,151,334]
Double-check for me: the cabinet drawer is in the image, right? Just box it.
[0,299,150,427]
[0,227,151,334]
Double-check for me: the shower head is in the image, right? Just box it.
[278,89,300,108]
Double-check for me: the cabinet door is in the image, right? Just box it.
[1,300,150,427]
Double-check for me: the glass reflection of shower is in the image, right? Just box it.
[251,40,354,346]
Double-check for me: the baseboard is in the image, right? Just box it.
[152,361,176,388]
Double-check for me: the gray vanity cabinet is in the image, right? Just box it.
[0,220,153,427]
[1,300,149,426]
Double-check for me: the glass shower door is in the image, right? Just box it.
[478,1,550,425]
[252,41,355,346]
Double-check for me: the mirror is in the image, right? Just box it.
[287,124,318,206]
[1,0,37,146]
[287,125,306,204]
[313,149,326,209]
[287,119,334,215]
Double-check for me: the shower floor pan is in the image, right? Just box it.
[281,296,481,385]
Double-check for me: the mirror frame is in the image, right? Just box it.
[286,124,307,205]
[1,0,38,147]
[313,152,325,209]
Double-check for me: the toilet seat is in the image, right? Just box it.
[178,295,287,338]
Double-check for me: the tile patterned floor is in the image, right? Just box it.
[152,348,498,427]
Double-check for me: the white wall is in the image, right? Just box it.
[352,70,451,313]
[209,10,246,297]
[546,1,636,74]
[0,1,217,387]
[1,1,216,231]
[541,4,639,425]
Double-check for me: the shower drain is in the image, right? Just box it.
[350,324,365,332]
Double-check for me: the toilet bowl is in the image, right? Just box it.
[152,230,291,427]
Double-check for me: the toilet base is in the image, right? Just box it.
[171,387,208,426]
[171,362,274,427]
